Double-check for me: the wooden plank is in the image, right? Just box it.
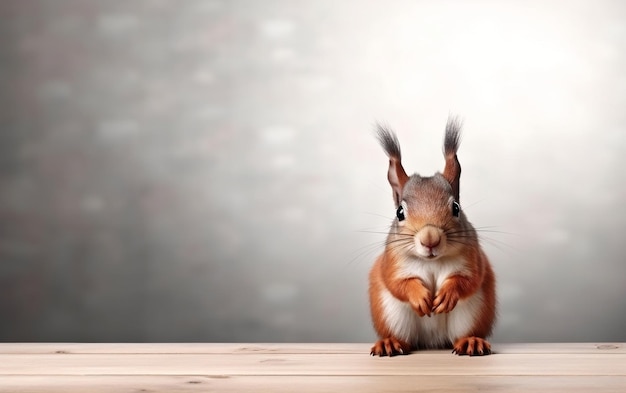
[0,343,369,355]
[0,342,623,355]
[0,375,625,393]
[0,353,624,376]
[0,344,624,392]
[495,343,625,354]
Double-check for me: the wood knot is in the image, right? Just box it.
[596,344,620,350]
[260,358,287,363]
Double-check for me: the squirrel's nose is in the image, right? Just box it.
[419,226,441,249]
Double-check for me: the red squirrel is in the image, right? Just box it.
[369,117,496,356]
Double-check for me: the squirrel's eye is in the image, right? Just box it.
[396,205,406,221]
[452,201,460,217]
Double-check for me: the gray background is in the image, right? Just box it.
[1,0,625,343]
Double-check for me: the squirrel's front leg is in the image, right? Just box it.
[432,274,477,314]
[393,277,433,317]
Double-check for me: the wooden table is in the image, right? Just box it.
[0,343,624,392]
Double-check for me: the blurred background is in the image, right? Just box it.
[1,0,625,343]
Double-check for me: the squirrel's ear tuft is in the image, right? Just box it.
[442,116,462,202]
[377,124,409,207]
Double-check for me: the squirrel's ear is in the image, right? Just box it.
[387,156,409,208]
[377,125,409,208]
[443,116,462,202]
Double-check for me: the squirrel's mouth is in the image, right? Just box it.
[416,249,439,260]
[413,243,440,259]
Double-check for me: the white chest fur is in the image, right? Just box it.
[380,256,483,348]
[398,256,468,292]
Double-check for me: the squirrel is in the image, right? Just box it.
[369,117,496,356]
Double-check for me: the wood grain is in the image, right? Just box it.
[0,342,622,354]
[0,343,624,392]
